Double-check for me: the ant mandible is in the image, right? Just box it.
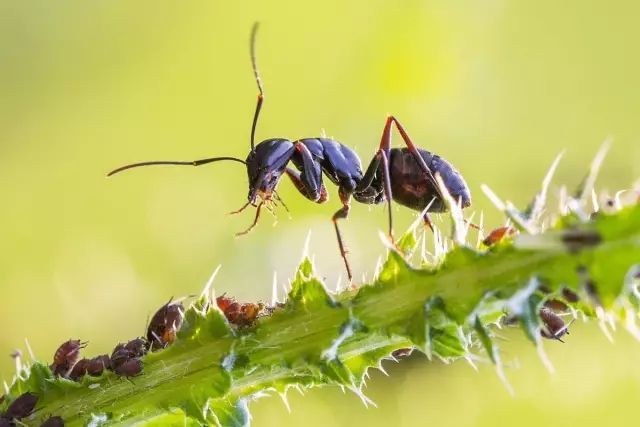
[108,23,472,282]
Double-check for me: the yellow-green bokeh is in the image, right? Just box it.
[1,1,639,426]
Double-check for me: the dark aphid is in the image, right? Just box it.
[482,226,517,246]
[107,23,472,283]
[561,287,580,303]
[110,345,129,369]
[0,418,11,427]
[4,392,38,420]
[68,358,89,381]
[70,354,112,380]
[539,308,570,342]
[147,301,184,351]
[86,354,111,376]
[392,348,414,358]
[41,416,65,427]
[113,358,143,377]
[561,229,602,253]
[111,338,147,370]
[51,339,85,376]
[544,299,569,312]
[124,338,147,358]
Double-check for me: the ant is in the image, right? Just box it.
[108,23,472,282]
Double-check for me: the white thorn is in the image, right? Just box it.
[335,274,343,293]
[271,271,279,305]
[24,338,35,362]
[624,304,640,342]
[496,362,515,396]
[531,151,565,222]
[436,174,466,245]
[580,138,612,204]
[481,184,506,211]
[201,265,222,301]
[350,383,377,408]
[476,211,485,248]
[301,230,312,260]
[591,189,600,213]
[377,362,389,376]
[279,392,292,413]
[373,256,383,280]
[596,307,615,342]
[465,355,478,371]
[537,342,555,374]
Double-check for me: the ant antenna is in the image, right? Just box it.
[107,156,246,177]
[250,22,264,151]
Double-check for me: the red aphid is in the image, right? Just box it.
[216,295,236,313]
[482,226,517,246]
[218,298,265,327]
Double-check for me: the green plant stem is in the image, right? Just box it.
[7,205,640,426]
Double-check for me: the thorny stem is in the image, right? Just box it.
[14,203,640,426]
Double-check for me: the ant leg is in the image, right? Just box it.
[284,167,328,203]
[236,202,264,236]
[332,190,353,283]
[229,201,252,215]
[378,116,442,198]
[378,149,395,242]
[354,149,394,242]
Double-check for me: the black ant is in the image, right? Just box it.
[108,23,472,282]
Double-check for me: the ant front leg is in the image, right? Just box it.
[284,168,328,203]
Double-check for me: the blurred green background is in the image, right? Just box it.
[1,1,640,425]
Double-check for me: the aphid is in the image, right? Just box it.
[147,301,184,351]
[113,358,143,378]
[124,338,147,358]
[86,355,112,376]
[561,287,580,303]
[216,296,264,326]
[51,340,86,376]
[561,229,602,253]
[392,348,414,358]
[108,23,472,282]
[482,226,517,246]
[68,358,88,381]
[539,307,570,342]
[41,416,65,427]
[543,298,569,312]
[111,338,146,370]
[71,354,112,381]
[3,392,38,420]
[216,294,235,313]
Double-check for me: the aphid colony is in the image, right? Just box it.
[49,297,265,383]
[0,296,266,426]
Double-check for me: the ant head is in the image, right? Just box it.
[245,139,294,204]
